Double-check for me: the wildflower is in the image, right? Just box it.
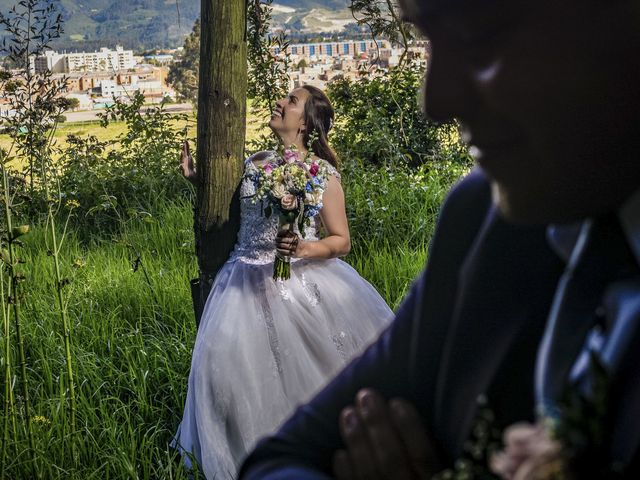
[72,259,86,269]
[11,225,30,238]
[32,415,51,426]
[67,199,80,209]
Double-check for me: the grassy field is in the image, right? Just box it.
[5,200,198,478]
[0,107,268,169]
[2,195,439,479]
[0,121,129,156]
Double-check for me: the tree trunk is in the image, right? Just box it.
[193,0,247,325]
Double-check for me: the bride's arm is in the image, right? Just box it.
[276,175,351,260]
[179,140,198,185]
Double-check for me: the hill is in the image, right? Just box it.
[0,0,352,51]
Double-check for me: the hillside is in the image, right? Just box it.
[0,0,352,51]
[271,5,356,35]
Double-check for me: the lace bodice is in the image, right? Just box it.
[228,151,340,265]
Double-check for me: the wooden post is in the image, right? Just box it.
[193,0,247,324]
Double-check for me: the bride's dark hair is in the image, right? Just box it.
[301,85,339,168]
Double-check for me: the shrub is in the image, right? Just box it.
[327,62,472,169]
[54,92,194,234]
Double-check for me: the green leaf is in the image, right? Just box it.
[11,225,29,239]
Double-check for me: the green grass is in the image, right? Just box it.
[0,121,127,156]
[347,241,428,310]
[0,158,464,478]
[4,200,198,478]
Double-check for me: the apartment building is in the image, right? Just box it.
[30,46,136,74]
[271,40,391,61]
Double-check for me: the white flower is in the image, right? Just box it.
[271,183,287,199]
[490,422,564,480]
[305,190,324,205]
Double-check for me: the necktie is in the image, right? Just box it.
[535,214,637,419]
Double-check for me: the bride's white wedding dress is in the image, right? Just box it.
[173,152,393,479]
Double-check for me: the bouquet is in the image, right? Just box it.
[249,147,330,280]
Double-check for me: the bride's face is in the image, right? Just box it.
[269,88,310,140]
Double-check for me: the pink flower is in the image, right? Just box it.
[490,422,566,480]
[309,163,319,176]
[283,149,298,164]
[280,193,297,210]
[263,164,273,175]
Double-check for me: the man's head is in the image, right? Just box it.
[402,0,640,224]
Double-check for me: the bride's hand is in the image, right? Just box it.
[180,140,198,184]
[276,231,303,258]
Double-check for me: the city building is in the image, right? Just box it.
[38,62,173,108]
[143,53,175,66]
[30,46,136,74]
[271,40,391,62]
[63,93,93,110]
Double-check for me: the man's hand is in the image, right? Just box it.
[332,389,440,480]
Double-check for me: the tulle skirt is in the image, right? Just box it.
[173,257,393,479]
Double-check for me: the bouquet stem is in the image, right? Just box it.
[273,252,291,281]
[274,220,293,281]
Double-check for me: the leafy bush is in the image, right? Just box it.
[328,62,472,168]
[54,92,194,233]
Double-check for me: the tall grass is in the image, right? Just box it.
[3,201,197,478]
[0,161,464,478]
[342,159,468,308]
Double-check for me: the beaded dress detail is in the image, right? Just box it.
[173,152,393,479]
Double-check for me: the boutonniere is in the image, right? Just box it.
[438,353,623,480]
[491,352,623,480]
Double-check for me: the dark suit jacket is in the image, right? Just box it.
[239,170,565,478]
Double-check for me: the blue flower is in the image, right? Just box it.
[304,204,323,218]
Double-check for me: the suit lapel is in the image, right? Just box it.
[433,207,563,457]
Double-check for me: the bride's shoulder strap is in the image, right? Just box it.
[319,159,341,182]
[245,150,277,167]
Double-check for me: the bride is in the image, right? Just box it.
[173,85,393,479]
